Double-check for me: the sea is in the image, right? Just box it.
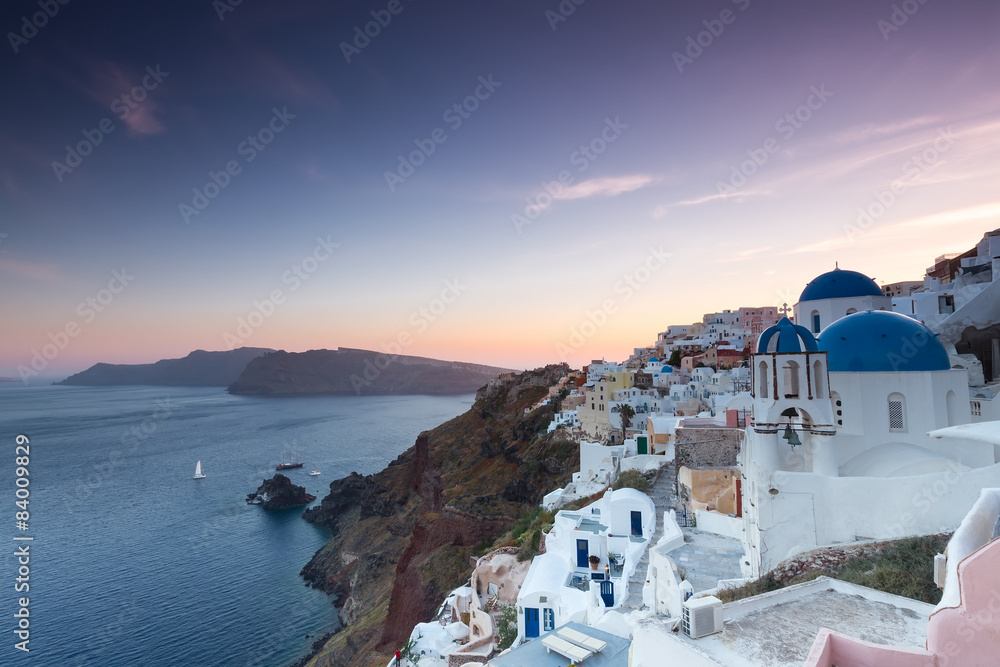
[0,383,473,667]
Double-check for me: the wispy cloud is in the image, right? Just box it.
[711,245,774,264]
[833,115,940,144]
[554,174,657,201]
[788,201,1000,255]
[60,58,168,136]
[654,183,773,211]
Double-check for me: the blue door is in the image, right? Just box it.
[600,581,615,607]
[576,539,589,568]
[631,510,642,537]
[525,607,539,638]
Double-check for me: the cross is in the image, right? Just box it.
[779,303,791,316]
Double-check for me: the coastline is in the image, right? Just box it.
[291,365,576,667]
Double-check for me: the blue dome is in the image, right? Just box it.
[648,357,659,362]
[817,311,950,372]
[799,268,883,302]
[757,317,819,354]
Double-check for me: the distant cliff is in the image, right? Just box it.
[299,364,578,667]
[56,348,274,387]
[227,348,517,396]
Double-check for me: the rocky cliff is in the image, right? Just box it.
[56,347,274,386]
[247,474,316,509]
[298,364,578,667]
[227,348,517,396]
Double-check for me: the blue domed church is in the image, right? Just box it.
[740,269,1000,578]
[793,267,892,335]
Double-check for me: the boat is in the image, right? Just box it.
[275,450,304,470]
[309,466,321,476]
[193,460,206,479]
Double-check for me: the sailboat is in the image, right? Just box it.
[275,448,304,471]
[193,460,206,479]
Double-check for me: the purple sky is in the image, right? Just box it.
[2,0,999,379]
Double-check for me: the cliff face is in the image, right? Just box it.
[299,364,578,667]
[56,347,274,386]
[227,348,517,396]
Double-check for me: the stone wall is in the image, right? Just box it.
[673,427,743,499]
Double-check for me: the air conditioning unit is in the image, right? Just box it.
[682,595,723,639]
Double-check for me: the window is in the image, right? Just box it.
[811,311,821,334]
[938,295,955,315]
[888,393,906,431]
[758,361,769,399]
[846,308,857,315]
[543,608,554,631]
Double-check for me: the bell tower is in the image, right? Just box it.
[750,317,837,474]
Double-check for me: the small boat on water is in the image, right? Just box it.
[193,460,206,479]
[309,467,321,476]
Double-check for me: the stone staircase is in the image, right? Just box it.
[621,464,678,610]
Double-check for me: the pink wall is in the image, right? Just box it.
[927,539,1000,667]
[804,629,935,667]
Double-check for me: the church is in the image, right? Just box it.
[741,268,1000,577]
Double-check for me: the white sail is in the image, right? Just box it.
[193,460,205,479]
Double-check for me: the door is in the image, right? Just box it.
[637,436,648,455]
[576,539,589,568]
[600,580,614,607]
[631,510,642,537]
[525,607,539,638]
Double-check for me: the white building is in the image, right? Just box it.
[742,309,1000,577]
[516,488,656,643]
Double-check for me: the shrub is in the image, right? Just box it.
[495,605,517,650]
[613,470,650,494]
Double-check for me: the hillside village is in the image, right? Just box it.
[387,228,1000,667]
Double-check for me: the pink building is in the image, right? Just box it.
[805,487,1000,667]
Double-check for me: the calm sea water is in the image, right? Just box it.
[0,384,472,667]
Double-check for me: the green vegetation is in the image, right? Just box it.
[667,350,682,367]
[513,507,554,562]
[618,404,635,442]
[612,470,651,494]
[400,634,421,665]
[834,535,948,604]
[717,571,820,603]
[495,605,518,650]
[718,534,950,605]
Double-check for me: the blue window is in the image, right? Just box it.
[543,608,554,631]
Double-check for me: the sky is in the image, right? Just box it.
[2,0,1000,380]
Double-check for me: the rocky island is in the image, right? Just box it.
[247,474,317,509]
[297,364,578,667]
[227,348,517,396]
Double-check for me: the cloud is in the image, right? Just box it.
[788,201,1000,255]
[833,115,941,144]
[554,174,657,201]
[711,245,774,264]
[655,185,772,211]
[61,58,168,136]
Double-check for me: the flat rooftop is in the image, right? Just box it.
[653,577,934,667]
[488,621,629,667]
